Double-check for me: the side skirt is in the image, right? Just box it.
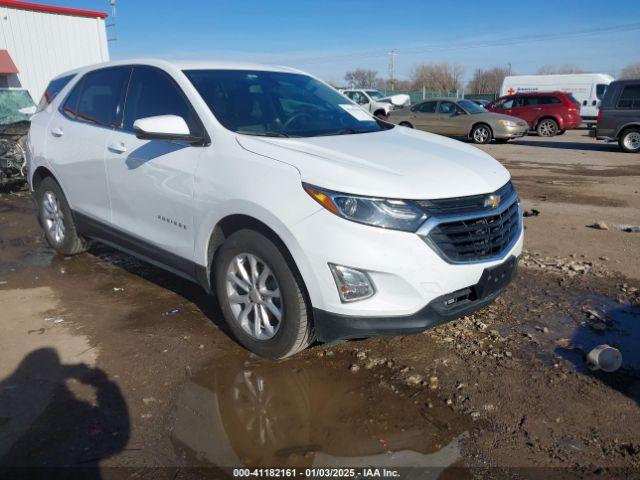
[73,211,211,292]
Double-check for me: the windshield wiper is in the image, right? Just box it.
[322,128,368,136]
[237,130,290,138]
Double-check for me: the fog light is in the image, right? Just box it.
[328,264,375,303]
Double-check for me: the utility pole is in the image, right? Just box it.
[388,50,396,92]
[107,0,117,43]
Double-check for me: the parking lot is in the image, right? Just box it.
[1,129,639,477]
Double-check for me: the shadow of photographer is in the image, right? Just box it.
[0,348,130,478]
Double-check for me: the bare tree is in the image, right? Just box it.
[620,62,640,80]
[536,64,585,74]
[410,63,464,92]
[467,67,511,94]
[344,69,380,89]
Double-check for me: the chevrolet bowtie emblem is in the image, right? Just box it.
[484,194,501,208]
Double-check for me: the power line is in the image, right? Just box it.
[287,22,640,66]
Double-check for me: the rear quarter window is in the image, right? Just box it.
[36,74,75,112]
[617,85,640,109]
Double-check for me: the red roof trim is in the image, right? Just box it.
[0,0,107,18]
[0,50,19,74]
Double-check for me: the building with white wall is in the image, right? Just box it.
[0,0,109,103]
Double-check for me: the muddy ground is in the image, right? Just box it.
[0,130,639,479]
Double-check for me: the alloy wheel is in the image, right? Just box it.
[474,126,490,143]
[41,191,65,245]
[538,119,557,137]
[623,131,640,151]
[225,253,283,340]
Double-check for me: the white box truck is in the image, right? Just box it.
[500,73,614,127]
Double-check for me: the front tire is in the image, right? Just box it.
[471,124,493,144]
[37,177,88,255]
[619,128,640,153]
[537,118,559,137]
[214,229,314,359]
[374,110,388,120]
[399,121,413,128]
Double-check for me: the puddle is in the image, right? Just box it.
[558,294,640,373]
[170,353,470,471]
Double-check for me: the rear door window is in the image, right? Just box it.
[36,74,75,112]
[122,67,202,134]
[542,96,561,104]
[415,101,437,113]
[62,67,130,127]
[617,85,640,109]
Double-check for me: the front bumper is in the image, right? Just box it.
[290,199,524,321]
[314,255,518,341]
[494,125,528,139]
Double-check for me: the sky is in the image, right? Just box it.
[54,0,640,84]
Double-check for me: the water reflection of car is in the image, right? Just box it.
[171,356,466,471]
[388,98,528,144]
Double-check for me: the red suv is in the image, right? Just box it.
[487,92,582,137]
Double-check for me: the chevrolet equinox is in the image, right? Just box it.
[27,60,523,358]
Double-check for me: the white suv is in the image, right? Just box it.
[27,60,523,358]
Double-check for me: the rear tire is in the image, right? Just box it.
[537,118,559,137]
[214,229,314,359]
[399,121,413,128]
[619,128,640,153]
[471,124,493,144]
[36,177,88,256]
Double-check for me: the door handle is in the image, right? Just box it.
[107,142,127,154]
[50,127,64,137]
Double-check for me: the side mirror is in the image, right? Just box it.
[133,115,202,143]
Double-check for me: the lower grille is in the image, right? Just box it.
[426,200,521,263]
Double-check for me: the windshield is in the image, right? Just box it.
[0,89,35,125]
[596,83,608,100]
[365,90,385,100]
[458,99,486,114]
[184,70,392,137]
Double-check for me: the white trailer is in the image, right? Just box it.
[500,73,614,126]
[0,0,109,103]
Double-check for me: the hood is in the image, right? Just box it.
[236,127,510,199]
[379,93,411,107]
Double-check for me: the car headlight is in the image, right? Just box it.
[303,183,428,232]
[499,120,518,127]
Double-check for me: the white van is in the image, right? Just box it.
[500,73,614,126]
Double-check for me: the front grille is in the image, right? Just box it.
[426,200,520,262]
[417,181,516,216]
